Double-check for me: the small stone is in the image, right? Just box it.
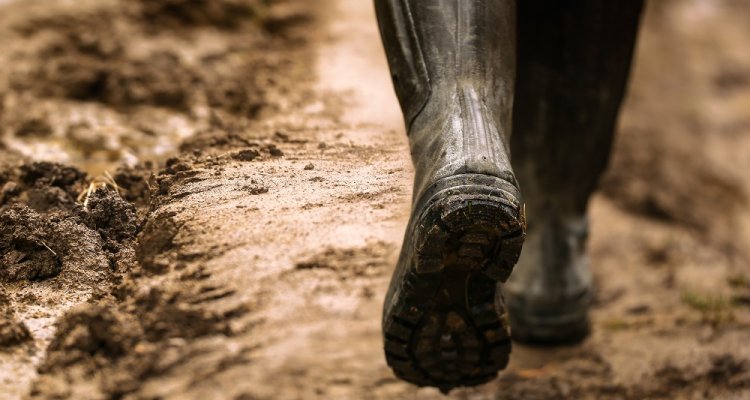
[268,145,284,157]
[318,142,327,149]
[233,149,260,161]
[242,186,269,195]
[304,163,315,171]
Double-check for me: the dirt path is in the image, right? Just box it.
[1,0,750,399]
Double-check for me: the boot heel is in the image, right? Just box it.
[412,174,525,281]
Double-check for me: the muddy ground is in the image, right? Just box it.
[1,0,749,399]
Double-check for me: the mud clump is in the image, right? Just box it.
[84,187,137,242]
[0,287,32,348]
[204,76,265,117]
[1,162,87,213]
[179,117,258,152]
[113,163,154,209]
[0,206,64,282]
[11,9,196,111]
[0,162,140,282]
[127,285,236,341]
[233,148,261,162]
[6,0,306,116]
[101,52,197,111]
[133,0,267,30]
[33,277,245,399]
[41,303,141,369]
[495,352,750,399]
[24,41,196,111]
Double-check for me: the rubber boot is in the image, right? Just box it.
[503,216,593,343]
[375,0,525,391]
[504,0,644,344]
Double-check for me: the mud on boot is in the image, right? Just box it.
[383,174,525,391]
[375,0,525,390]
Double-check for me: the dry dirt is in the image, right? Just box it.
[1,0,750,399]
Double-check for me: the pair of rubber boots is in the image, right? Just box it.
[377,0,593,392]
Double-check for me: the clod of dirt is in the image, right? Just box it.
[0,161,140,283]
[40,302,141,370]
[113,163,153,208]
[1,162,87,213]
[34,275,246,399]
[128,285,236,341]
[0,206,63,282]
[205,77,264,118]
[180,129,258,153]
[274,131,289,141]
[102,51,196,111]
[707,354,750,387]
[0,287,32,349]
[304,163,314,170]
[14,14,196,111]
[241,185,269,195]
[83,187,137,247]
[267,144,284,157]
[133,0,267,30]
[35,50,196,110]
[233,149,261,162]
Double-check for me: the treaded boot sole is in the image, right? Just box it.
[383,174,525,392]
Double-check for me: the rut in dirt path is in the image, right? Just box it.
[0,0,324,398]
[18,0,419,397]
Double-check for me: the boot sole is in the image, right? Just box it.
[383,174,525,392]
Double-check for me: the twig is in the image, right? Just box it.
[40,241,57,257]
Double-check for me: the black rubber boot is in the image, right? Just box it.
[505,0,644,344]
[504,216,593,343]
[375,0,525,391]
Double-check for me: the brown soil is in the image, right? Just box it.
[1,0,749,399]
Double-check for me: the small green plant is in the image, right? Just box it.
[681,291,735,325]
[602,318,631,331]
[727,274,750,289]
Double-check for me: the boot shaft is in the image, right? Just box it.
[374,0,516,134]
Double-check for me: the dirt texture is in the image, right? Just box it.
[1,0,750,399]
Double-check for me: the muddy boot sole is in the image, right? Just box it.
[383,174,525,392]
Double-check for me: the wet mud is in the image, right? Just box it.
[1,0,750,399]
